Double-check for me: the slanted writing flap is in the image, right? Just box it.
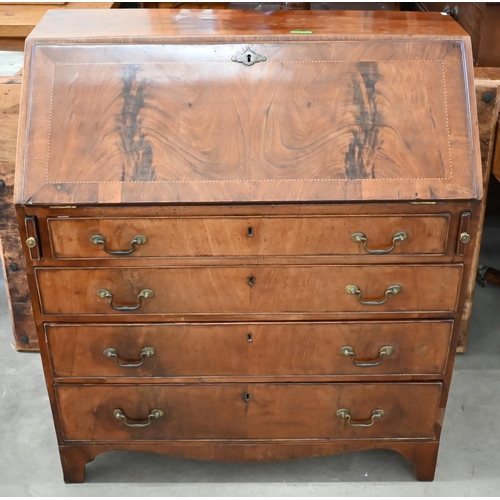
[19,38,480,204]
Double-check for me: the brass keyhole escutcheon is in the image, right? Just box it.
[247,333,253,342]
[231,50,267,66]
[248,275,255,286]
[247,226,254,237]
[244,392,251,402]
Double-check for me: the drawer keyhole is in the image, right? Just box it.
[247,226,254,237]
[248,275,255,286]
[247,333,253,342]
[244,392,251,402]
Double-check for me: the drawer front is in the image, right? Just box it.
[36,265,462,316]
[56,383,442,441]
[47,215,450,259]
[46,321,453,378]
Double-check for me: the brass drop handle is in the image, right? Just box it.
[336,408,385,427]
[345,284,401,306]
[90,234,147,255]
[97,288,154,311]
[340,345,393,367]
[351,231,407,254]
[103,347,155,367]
[113,408,164,428]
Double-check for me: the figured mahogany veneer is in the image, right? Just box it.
[35,265,462,317]
[17,13,481,206]
[15,9,482,483]
[56,383,442,441]
[46,321,453,379]
[47,215,450,259]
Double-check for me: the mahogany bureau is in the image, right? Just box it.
[15,9,482,482]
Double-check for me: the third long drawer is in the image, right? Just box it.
[46,321,453,378]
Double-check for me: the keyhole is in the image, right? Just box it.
[248,275,255,286]
[247,226,254,237]
[247,333,253,342]
[247,54,252,63]
[244,392,251,402]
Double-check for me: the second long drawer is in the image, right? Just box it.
[35,265,462,316]
[46,321,453,378]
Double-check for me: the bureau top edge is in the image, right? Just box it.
[27,9,470,42]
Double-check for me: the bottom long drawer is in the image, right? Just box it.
[56,383,441,441]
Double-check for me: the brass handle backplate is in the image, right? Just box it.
[90,234,147,255]
[336,408,385,427]
[113,408,164,428]
[97,288,154,311]
[351,231,407,254]
[345,284,401,306]
[340,345,393,367]
[103,347,156,367]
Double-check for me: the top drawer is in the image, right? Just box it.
[47,215,450,259]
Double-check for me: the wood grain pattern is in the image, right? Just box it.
[16,18,481,204]
[149,2,229,8]
[418,2,500,67]
[25,9,470,40]
[47,215,450,259]
[0,233,30,303]
[0,3,114,38]
[0,75,37,350]
[0,235,38,350]
[457,68,500,352]
[58,440,439,482]
[55,383,442,441]
[30,204,474,267]
[13,9,481,483]
[0,79,21,231]
[46,321,453,378]
[490,115,500,185]
[35,265,462,317]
